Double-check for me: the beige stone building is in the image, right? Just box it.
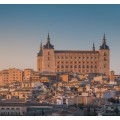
[0,70,9,86]
[0,68,23,86]
[37,33,110,75]
[23,69,34,80]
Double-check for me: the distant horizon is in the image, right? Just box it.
[0,4,120,74]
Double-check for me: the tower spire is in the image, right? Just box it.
[37,41,43,56]
[92,42,95,51]
[40,42,42,51]
[43,33,54,49]
[103,33,106,44]
[100,34,109,50]
[47,33,50,42]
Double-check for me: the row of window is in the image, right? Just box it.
[56,61,97,64]
[0,112,20,115]
[1,108,20,110]
[3,75,22,77]
[9,73,22,76]
[4,80,8,82]
[3,74,9,76]
[10,77,22,79]
[57,70,98,73]
[46,57,107,62]
[57,65,97,68]
[9,72,22,74]
[56,56,98,59]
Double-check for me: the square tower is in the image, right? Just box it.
[99,34,110,75]
[37,33,55,73]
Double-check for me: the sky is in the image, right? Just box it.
[0,4,120,74]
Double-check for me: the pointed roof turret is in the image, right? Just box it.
[40,42,42,51]
[47,33,50,41]
[43,33,54,49]
[37,42,43,56]
[103,33,106,44]
[100,34,109,50]
[92,42,95,51]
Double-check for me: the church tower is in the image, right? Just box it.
[99,34,110,75]
[37,33,55,73]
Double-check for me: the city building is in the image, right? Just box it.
[0,104,27,116]
[0,68,23,86]
[37,33,110,75]
[23,69,34,81]
[0,70,9,86]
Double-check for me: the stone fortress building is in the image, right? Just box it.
[37,33,110,75]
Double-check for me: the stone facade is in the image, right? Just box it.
[37,34,110,75]
[0,68,23,86]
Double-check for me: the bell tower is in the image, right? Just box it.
[42,33,55,73]
[99,34,110,75]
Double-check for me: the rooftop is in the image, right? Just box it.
[55,50,99,54]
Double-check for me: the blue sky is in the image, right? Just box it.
[0,4,120,74]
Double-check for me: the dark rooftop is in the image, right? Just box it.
[55,50,99,54]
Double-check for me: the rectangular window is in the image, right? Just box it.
[104,64,106,68]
